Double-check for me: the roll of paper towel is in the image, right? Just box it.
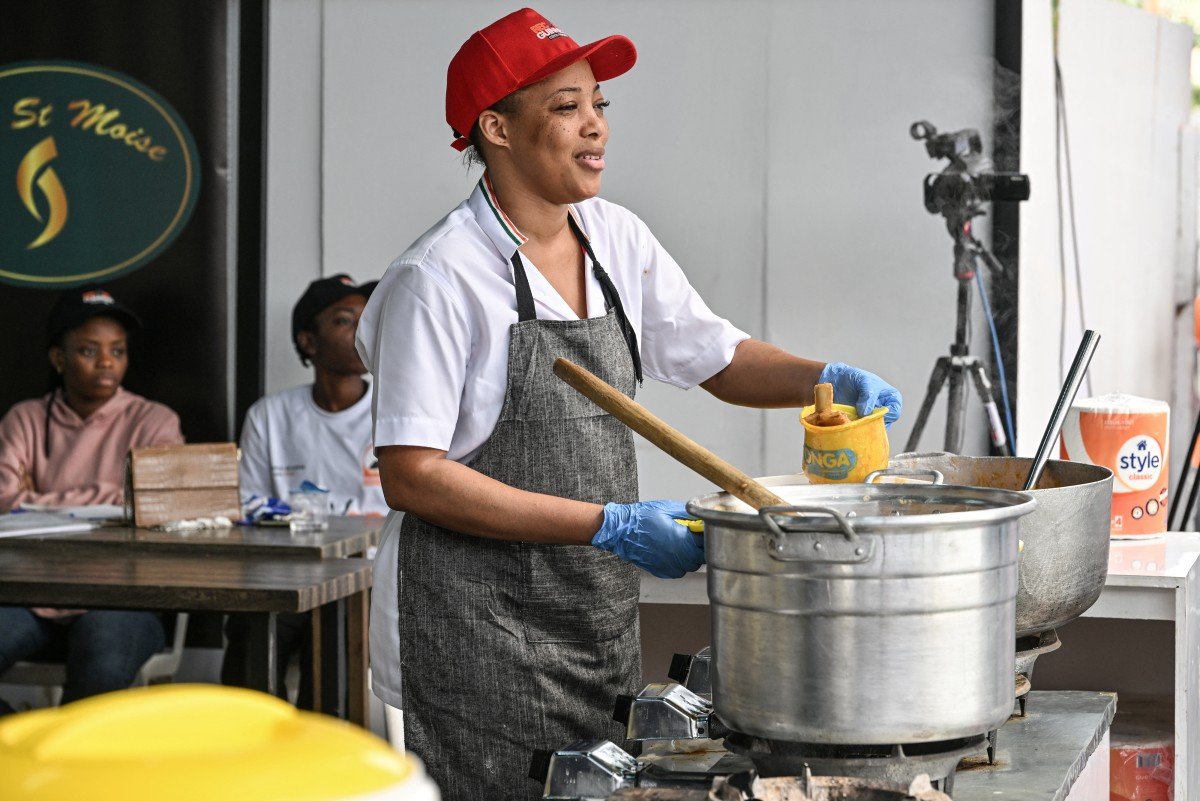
[1060,394,1169,537]
[1110,696,1174,801]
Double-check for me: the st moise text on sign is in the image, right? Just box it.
[11,97,168,162]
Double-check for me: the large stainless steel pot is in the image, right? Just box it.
[687,478,1036,746]
[888,454,1113,637]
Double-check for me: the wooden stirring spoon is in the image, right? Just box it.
[552,358,787,510]
[805,382,850,427]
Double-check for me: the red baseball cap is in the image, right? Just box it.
[446,7,637,151]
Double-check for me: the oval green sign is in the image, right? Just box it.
[0,61,200,287]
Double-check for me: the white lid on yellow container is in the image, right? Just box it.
[1071,393,1169,412]
[0,684,438,801]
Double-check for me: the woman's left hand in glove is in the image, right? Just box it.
[819,362,904,428]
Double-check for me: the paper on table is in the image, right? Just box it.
[64,504,126,521]
[17,503,125,520]
[0,512,98,538]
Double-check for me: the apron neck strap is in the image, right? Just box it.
[509,214,643,383]
[511,251,538,323]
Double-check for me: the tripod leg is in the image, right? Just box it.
[904,358,952,453]
[967,358,1012,457]
[945,358,968,454]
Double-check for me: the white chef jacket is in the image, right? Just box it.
[360,176,749,709]
[356,174,750,464]
[238,383,388,516]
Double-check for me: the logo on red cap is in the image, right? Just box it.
[530,21,565,40]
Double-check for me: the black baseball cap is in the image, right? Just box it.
[291,275,374,360]
[46,285,142,347]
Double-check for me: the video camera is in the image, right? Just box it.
[910,120,1030,218]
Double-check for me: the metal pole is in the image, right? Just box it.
[944,280,972,453]
[1023,331,1100,491]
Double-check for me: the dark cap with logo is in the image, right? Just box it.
[46,285,143,347]
[291,274,375,361]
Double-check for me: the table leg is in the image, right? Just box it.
[308,609,321,712]
[245,612,278,697]
[1177,565,1200,800]
[313,600,346,718]
[348,589,369,726]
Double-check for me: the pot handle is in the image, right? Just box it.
[758,505,874,563]
[864,467,945,485]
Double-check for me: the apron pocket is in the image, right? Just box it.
[520,544,640,644]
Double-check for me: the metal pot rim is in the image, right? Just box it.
[687,475,1037,532]
[891,452,1114,493]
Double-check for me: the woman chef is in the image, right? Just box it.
[355,8,902,800]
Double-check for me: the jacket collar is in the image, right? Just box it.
[468,172,589,262]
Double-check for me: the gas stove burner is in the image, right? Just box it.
[722,733,987,796]
[538,735,976,799]
[616,682,715,741]
[710,767,953,801]
[668,647,712,698]
[1015,629,1061,672]
[1014,629,1060,715]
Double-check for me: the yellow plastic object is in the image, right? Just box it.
[0,684,430,801]
[800,403,890,484]
[674,518,705,534]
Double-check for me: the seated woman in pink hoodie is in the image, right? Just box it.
[0,286,182,714]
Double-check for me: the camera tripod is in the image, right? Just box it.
[904,220,1012,455]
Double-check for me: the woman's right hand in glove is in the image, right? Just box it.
[591,499,705,579]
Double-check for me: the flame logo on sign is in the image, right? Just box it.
[16,136,68,250]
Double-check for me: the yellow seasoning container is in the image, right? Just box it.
[800,403,890,484]
[0,684,439,801]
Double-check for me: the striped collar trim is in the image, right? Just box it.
[472,173,590,258]
[479,173,527,247]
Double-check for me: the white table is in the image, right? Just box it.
[1082,531,1200,800]
[640,567,707,605]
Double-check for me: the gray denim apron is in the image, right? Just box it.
[399,218,645,800]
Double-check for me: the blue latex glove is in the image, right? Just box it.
[592,500,705,580]
[819,362,904,428]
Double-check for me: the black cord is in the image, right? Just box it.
[1054,59,1069,389]
[1169,406,1200,530]
[1056,58,1091,396]
[43,392,52,460]
[1180,442,1200,533]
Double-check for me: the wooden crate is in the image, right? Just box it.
[128,443,241,527]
